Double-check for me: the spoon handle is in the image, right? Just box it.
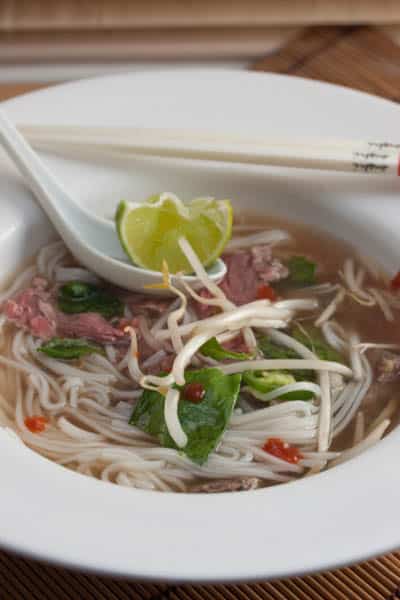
[0,109,74,228]
[0,109,126,260]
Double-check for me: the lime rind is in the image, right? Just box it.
[115,193,232,274]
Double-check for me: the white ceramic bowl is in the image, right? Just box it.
[1,69,400,582]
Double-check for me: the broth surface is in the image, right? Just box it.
[0,214,398,492]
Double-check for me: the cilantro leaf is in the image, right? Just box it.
[286,256,316,286]
[291,325,344,363]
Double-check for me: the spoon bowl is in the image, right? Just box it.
[0,109,226,293]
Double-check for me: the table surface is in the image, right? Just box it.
[1,25,400,599]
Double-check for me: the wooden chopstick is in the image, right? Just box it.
[18,124,400,176]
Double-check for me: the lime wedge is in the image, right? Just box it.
[115,193,232,274]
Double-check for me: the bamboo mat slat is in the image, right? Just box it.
[3,0,400,31]
[252,25,400,102]
[1,550,400,600]
[0,82,46,101]
[0,24,400,600]
[0,27,299,62]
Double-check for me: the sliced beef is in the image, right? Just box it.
[220,251,260,305]
[376,351,400,383]
[193,290,220,319]
[5,280,127,345]
[250,245,289,284]
[123,294,172,316]
[189,477,261,493]
[5,281,57,339]
[221,246,288,305]
[57,312,126,345]
[222,333,249,354]
[195,244,288,316]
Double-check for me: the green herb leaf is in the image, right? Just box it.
[38,337,105,360]
[257,336,312,381]
[200,337,252,361]
[286,256,316,286]
[58,281,123,319]
[292,325,343,363]
[130,368,242,464]
[258,338,299,360]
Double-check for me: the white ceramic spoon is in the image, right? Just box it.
[0,109,226,294]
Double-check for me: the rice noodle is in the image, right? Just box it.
[381,290,400,309]
[266,328,332,453]
[366,397,398,434]
[0,235,395,493]
[138,316,164,352]
[330,419,390,466]
[57,416,104,441]
[55,267,100,284]
[314,287,345,326]
[321,320,348,353]
[353,411,365,445]
[342,258,374,304]
[356,342,400,354]
[37,240,65,276]
[349,333,363,381]
[294,283,340,296]
[220,358,352,377]
[333,355,372,438]
[141,349,167,371]
[368,287,395,322]
[150,298,181,334]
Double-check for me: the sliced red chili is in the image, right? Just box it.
[183,382,206,403]
[24,415,48,434]
[390,271,400,291]
[256,284,277,301]
[262,437,303,464]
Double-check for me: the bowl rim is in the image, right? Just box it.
[1,68,400,582]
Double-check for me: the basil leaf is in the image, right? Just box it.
[258,337,299,360]
[130,368,242,464]
[58,281,123,319]
[292,325,343,363]
[38,337,105,359]
[243,370,313,401]
[286,256,316,286]
[200,337,252,361]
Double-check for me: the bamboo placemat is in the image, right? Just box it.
[252,25,400,101]
[2,0,400,30]
[1,25,400,599]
